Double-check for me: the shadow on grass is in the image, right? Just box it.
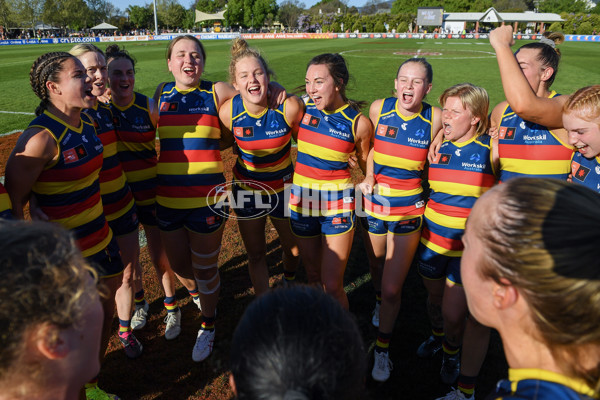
[99,219,507,400]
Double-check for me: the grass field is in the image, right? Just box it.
[2,38,600,135]
[1,38,599,400]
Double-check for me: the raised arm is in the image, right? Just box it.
[489,26,566,129]
[5,128,57,219]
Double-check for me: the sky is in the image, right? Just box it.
[107,0,367,13]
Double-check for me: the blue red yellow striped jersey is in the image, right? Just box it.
[364,97,434,221]
[28,111,112,258]
[421,135,496,257]
[570,151,600,193]
[230,94,293,193]
[498,92,573,182]
[0,182,12,219]
[490,368,596,399]
[156,80,225,209]
[111,93,157,208]
[85,102,134,221]
[290,101,359,216]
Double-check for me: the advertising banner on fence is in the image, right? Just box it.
[1,32,599,46]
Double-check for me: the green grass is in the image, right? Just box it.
[1,38,599,134]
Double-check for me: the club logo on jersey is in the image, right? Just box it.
[571,161,591,181]
[433,153,452,165]
[63,144,88,164]
[160,102,179,112]
[302,114,320,128]
[234,127,254,138]
[377,124,398,139]
[499,127,516,140]
[332,217,349,225]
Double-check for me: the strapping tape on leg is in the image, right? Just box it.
[192,262,217,271]
[191,247,221,259]
[195,272,220,295]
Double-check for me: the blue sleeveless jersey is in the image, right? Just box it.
[497,93,573,182]
[365,97,434,221]
[290,101,358,216]
[28,111,112,258]
[570,152,600,193]
[156,80,225,209]
[489,369,597,400]
[230,94,293,193]
[422,135,496,257]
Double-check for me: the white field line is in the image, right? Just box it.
[0,111,35,115]
[0,130,22,137]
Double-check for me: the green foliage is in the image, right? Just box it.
[539,0,588,13]
[577,20,593,34]
[548,21,563,32]
[396,21,408,32]
[351,20,361,32]
[374,21,385,32]
[330,21,340,31]
[364,18,373,32]
[127,5,153,29]
[493,0,527,12]
[157,0,185,29]
[278,0,304,29]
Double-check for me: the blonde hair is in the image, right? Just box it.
[228,38,274,85]
[0,221,101,396]
[439,83,489,137]
[478,178,600,394]
[69,43,105,58]
[563,85,600,125]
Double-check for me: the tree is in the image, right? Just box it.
[252,0,277,29]
[278,0,305,29]
[0,0,17,30]
[493,0,527,12]
[16,0,43,28]
[127,5,153,29]
[162,0,186,29]
[182,7,196,30]
[391,0,421,14]
[87,0,108,24]
[224,0,244,27]
[41,0,61,26]
[539,0,589,13]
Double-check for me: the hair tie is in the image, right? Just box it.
[539,36,556,48]
[283,389,309,400]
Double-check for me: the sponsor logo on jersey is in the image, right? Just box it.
[470,153,481,163]
[415,129,425,138]
[160,102,179,112]
[377,124,398,139]
[302,114,320,128]
[499,127,516,140]
[455,149,462,156]
[401,123,408,130]
[234,127,254,138]
[572,161,591,181]
[433,153,451,165]
[256,120,262,127]
[595,165,600,175]
[520,121,526,129]
[63,144,88,164]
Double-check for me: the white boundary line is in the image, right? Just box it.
[0,130,22,137]
[339,48,495,60]
[0,111,35,115]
